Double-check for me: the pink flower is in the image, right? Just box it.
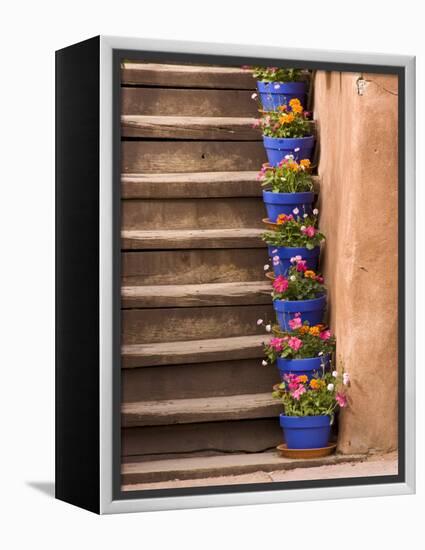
[272,255,280,266]
[269,337,284,352]
[296,260,307,272]
[301,225,317,238]
[316,276,324,283]
[252,119,261,128]
[288,317,302,330]
[291,385,306,400]
[273,275,289,293]
[287,336,303,351]
[336,392,347,407]
[319,330,331,340]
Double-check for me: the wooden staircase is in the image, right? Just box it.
[120,61,283,485]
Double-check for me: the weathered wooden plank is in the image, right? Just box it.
[122,304,274,345]
[121,452,365,485]
[122,358,276,402]
[121,281,272,308]
[121,334,267,368]
[121,197,266,230]
[121,393,281,427]
[122,418,281,459]
[121,115,260,140]
[121,171,261,199]
[122,141,267,173]
[121,248,269,286]
[121,62,254,89]
[121,87,258,117]
[121,228,265,250]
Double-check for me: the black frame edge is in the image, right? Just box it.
[55,35,101,514]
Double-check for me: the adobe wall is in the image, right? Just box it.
[313,71,399,453]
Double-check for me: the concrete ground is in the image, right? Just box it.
[123,451,397,491]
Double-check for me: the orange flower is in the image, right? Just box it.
[309,326,320,336]
[278,104,287,112]
[297,375,308,384]
[304,270,316,279]
[288,161,299,172]
[279,113,295,125]
[309,379,321,389]
[299,325,310,334]
[300,159,311,169]
[291,103,303,114]
[289,98,301,107]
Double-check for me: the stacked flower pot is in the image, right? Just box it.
[252,67,350,454]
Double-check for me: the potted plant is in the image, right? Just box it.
[263,319,336,380]
[270,258,327,330]
[272,369,350,449]
[256,100,314,166]
[252,66,308,111]
[259,156,315,222]
[263,213,324,276]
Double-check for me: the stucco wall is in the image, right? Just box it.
[314,71,398,454]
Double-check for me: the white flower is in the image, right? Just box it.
[332,370,338,377]
[294,147,300,152]
[285,154,294,160]
[318,352,324,356]
[313,208,319,215]
[257,319,263,325]
[263,264,270,271]
[301,225,306,231]
[273,255,280,266]
[343,373,350,385]
[293,207,299,215]
[265,324,272,332]
[303,213,308,218]
[295,255,302,261]
[251,92,258,99]
[262,360,268,366]
[290,275,296,281]
[274,84,281,89]
[290,257,296,263]
[327,383,334,391]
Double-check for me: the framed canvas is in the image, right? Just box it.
[55,35,415,514]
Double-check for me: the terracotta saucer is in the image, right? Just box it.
[262,217,279,231]
[276,443,337,459]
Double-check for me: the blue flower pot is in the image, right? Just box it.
[257,81,307,111]
[262,191,315,222]
[263,136,315,166]
[277,355,330,381]
[280,414,331,449]
[273,294,326,330]
[268,246,320,276]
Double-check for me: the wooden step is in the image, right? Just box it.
[121,87,258,117]
[121,62,254,89]
[122,304,274,345]
[122,334,267,368]
[122,357,277,402]
[121,197,266,231]
[121,392,281,427]
[121,248,269,286]
[121,171,261,199]
[122,115,260,140]
[121,228,265,250]
[122,281,272,308]
[122,141,267,173]
[122,451,364,485]
[122,418,281,460]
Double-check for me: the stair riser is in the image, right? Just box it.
[121,197,266,230]
[122,87,258,117]
[122,141,267,173]
[122,418,282,462]
[121,64,254,89]
[122,249,270,285]
[122,304,274,345]
[122,358,277,402]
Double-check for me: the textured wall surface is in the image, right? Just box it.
[314,71,398,454]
